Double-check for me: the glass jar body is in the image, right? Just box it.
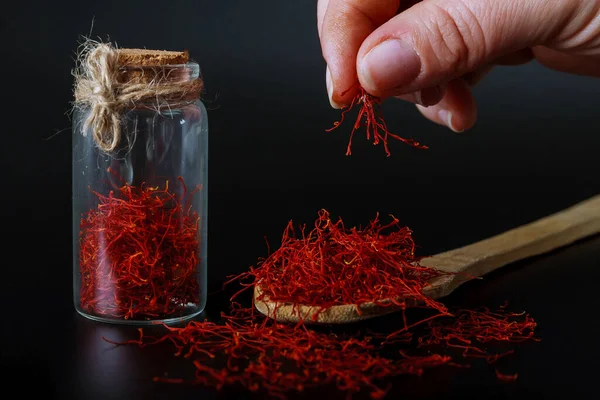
[72,100,208,325]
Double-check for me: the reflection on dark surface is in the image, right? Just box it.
[70,309,210,400]
[75,319,142,396]
[63,284,258,400]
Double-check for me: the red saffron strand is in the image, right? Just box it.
[104,305,452,399]
[229,210,537,384]
[415,307,538,364]
[495,369,519,382]
[233,209,451,322]
[105,210,538,398]
[232,209,537,363]
[78,177,201,320]
[327,86,428,156]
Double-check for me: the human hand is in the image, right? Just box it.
[318,0,600,132]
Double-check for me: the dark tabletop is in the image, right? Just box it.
[2,1,600,399]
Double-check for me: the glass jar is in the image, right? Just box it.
[72,53,208,324]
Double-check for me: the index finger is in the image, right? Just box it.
[318,0,399,107]
[317,0,329,40]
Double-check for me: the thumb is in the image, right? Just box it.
[356,0,598,96]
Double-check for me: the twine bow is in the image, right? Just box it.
[73,42,203,152]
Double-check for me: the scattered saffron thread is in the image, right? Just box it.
[104,210,538,398]
[104,305,451,400]
[417,308,538,361]
[495,369,519,382]
[79,174,201,320]
[327,86,428,156]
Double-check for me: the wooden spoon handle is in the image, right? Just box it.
[421,195,600,281]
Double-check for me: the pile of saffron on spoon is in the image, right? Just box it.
[234,209,450,323]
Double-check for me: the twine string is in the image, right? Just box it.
[73,42,203,152]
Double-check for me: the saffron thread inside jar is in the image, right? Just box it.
[78,173,202,320]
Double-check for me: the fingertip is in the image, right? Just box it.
[450,79,477,131]
[437,109,463,133]
[326,66,343,109]
[417,105,469,133]
[395,85,445,107]
[325,62,361,108]
[416,79,477,132]
[320,1,400,108]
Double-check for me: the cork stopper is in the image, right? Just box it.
[117,48,190,66]
[115,48,193,84]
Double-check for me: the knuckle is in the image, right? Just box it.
[553,1,600,55]
[417,0,489,77]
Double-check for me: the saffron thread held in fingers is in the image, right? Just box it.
[327,86,428,156]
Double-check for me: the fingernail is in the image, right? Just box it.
[359,39,421,92]
[414,91,423,106]
[438,109,462,133]
[326,66,342,109]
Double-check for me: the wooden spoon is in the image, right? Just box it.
[254,194,600,324]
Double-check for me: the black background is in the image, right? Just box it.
[2,1,600,399]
